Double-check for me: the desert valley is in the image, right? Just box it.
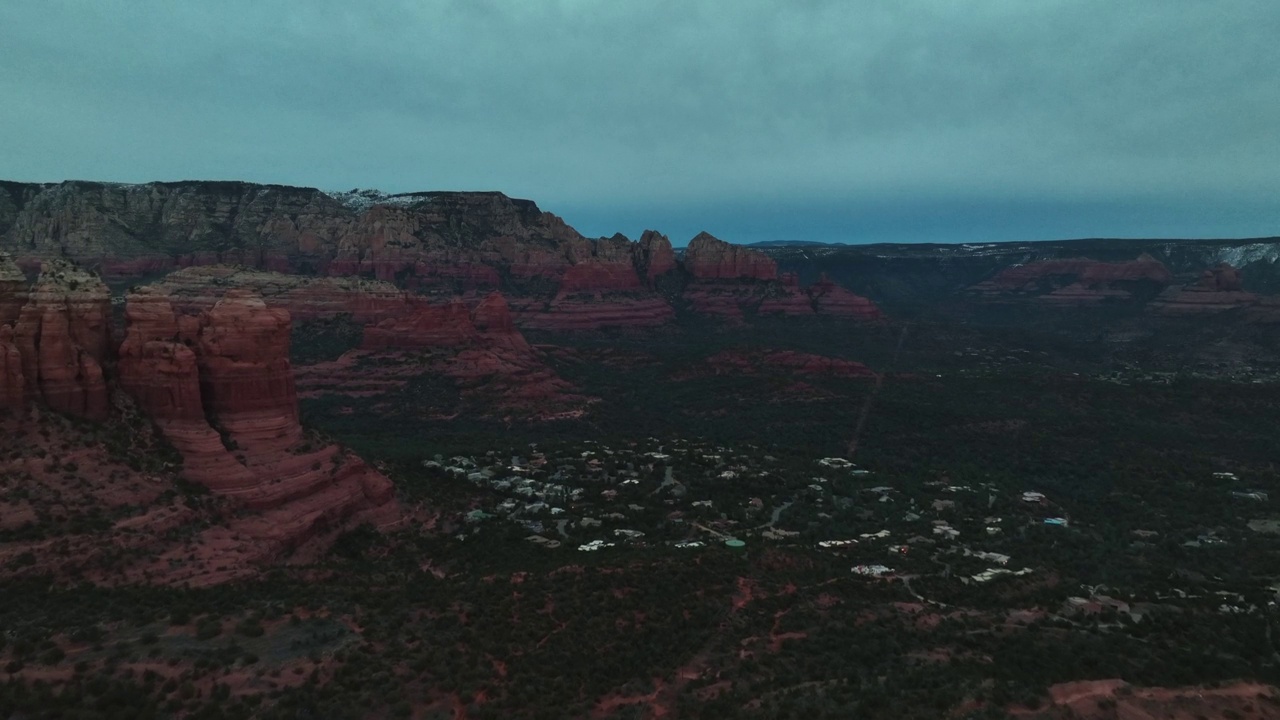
[2,180,1280,718]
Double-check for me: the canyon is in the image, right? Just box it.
[2,179,1279,718]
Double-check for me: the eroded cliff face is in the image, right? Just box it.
[0,324,22,411]
[1151,263,1260,315]
[144,266,585,416]
[632,230,678,284]
[683,232,778,281]
[4,259,111,420]
[0,180,350,277]
[1,181,887,329]
[116,288,400,566]
[0,259,401,584]
[967,254,1174,305]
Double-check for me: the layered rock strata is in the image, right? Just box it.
[969,254,1173,304]
[1151,263,1260,315]
[6,260,111,419]
[683,232,778,280]
[2,182,888,328]
[117,288,399,555]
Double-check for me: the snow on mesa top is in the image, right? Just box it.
[324,188,424,213]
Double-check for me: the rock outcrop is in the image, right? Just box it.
[969,254,1173,304]
[1,181,892,328]
[684,271,882,322]
[1151,263,1259,315]
[987,254,1173,290]
[0,180,350,279]
[363,298,480,350]
[682,232,778,280]
[699,350,876,378]
[806,274,882,319]
[9,260,111,420]
[0,253,26,327]
[0,324,22,411]
[327,192,587,285]
[631,230,677,284]
[154,266,410,322]
[512,295,677,331]
[117,288,400,564]
[196,290,304,457]
[117,288,204,422]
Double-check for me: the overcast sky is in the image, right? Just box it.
[2,1,1277,244]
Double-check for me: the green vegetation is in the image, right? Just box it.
[8,309,1280,717]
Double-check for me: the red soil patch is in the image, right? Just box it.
[1012,680,1280,719]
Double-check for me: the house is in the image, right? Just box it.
[1233,491,1268,501]
[965,567,1033,584]
[1044,517,1069,526]
[526,535,561,549]
[932,525,960,539]
[852,564,893,577]
[1022,491,1046,503]
[967,550,1010,565]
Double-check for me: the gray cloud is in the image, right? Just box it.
[1,0,1277,243]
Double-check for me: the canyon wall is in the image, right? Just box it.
[0,258,400,575]
[0,182,882,329]
[0,257,111,419]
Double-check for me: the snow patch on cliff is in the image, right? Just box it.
[1211,243,1280,268]
[324,189,421,213]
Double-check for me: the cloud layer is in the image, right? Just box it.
[2,0,1276,243]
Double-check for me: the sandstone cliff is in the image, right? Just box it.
[682,232,778,280]
[1151,263,1260,315]
[0,180,890,329]
[117,288,400,562]
[631,230,678,284]
[968,254,1174,304]
[0,324,22,411]
[144,266,584,416]
[7,260,112,419]
[0,180,350,277]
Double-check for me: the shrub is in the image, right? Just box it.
[236,618,265,638]
[195,618,222,640]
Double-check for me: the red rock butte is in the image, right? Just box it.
[0,256,401,582]
[118,287,399,535]
[683,232,779,281]
[3,258,112,420]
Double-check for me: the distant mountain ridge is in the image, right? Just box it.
[744,240,840,248]
[1,178,1277,318]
